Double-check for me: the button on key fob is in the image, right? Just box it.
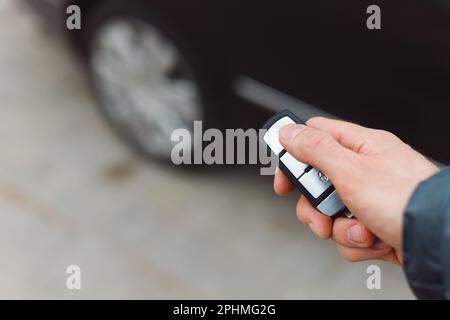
[262,110,349,217]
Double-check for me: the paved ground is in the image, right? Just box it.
[0,1,413,299]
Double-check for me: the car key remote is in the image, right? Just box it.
[262,110,351,218]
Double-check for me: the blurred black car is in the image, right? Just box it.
[22,0,450,164]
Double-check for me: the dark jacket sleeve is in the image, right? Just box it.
[403,167,450,299]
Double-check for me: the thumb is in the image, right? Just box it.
[279,124,359,182]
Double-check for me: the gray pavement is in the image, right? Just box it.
[0,1,413,299]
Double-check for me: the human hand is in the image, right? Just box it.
[274,117,439,265]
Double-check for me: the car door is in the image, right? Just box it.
[226,0,450,163]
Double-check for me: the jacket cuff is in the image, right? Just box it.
[403,167,450,299]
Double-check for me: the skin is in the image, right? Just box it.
[274,117,439,265]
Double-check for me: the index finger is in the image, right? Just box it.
[274,167,294,196]
[306,117,370,152]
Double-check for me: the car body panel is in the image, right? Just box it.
[23,0,450,163]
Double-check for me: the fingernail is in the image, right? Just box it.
[308,222,327,239]
[348,225,363,243]
[279,124,306,143]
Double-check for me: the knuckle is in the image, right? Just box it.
[306,116,326,127]
[373,129,400,142]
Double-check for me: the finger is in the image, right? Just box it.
[306,117,370,152]
[296,196,332,240]
[336,240,392,262]
[380,250,403,266]
[279,124,361,183]
[332,218,376,248]
[274,167,294,196]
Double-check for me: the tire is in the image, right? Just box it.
[80,0,227,163]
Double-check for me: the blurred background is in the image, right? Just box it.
[0,0,426,299]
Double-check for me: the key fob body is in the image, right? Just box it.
[262,110,347,217]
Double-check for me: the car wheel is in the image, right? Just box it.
[81,1,222,163]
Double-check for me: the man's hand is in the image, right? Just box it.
[274,117,439,265]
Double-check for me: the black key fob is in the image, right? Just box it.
[262,110,350,217]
